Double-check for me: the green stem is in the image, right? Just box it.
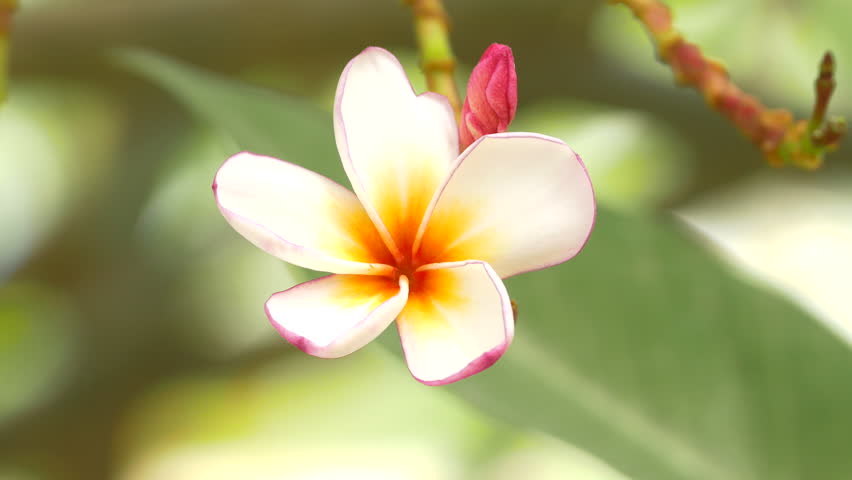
[405,0,462,119]
[0,0,16,104]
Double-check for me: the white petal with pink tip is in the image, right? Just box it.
[334,47,459,257]
[214,152,394,275]
[397,260,513,385]
[416,133,595,278]
[266,274,409,358]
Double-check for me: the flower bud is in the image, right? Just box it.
[458,43,518,151]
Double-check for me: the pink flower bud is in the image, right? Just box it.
[458,43,518,151]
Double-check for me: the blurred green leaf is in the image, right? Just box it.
[135,127,234,263]
[0,82,121,278]
[677,170,852,344]
[136,127,302,359]
[176,240,301,359]
[0,466,39,480]
[478,433,629,480]
[0,284,78,427]
[119,351,494,480]
[386,209,852,480]
[116,50,852,480]
[0,97,65,277]
[114,48,344,184]
[513,101,693,211]
[118,349,626,480]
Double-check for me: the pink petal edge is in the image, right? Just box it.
[413,342,509,386]
[399,260,514,386]
[265,274,408,358]
[212,151,395,276]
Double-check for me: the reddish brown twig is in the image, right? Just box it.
[610,0,844,170]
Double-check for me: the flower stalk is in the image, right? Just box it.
[610,0,845,170]
[404,0,462,118]
[0,0,16,104]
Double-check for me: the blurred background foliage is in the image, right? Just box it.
[1,0,851,479]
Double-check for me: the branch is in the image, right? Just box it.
[404,0,462,119]
[610,0,845,170]
[0,0,16,104]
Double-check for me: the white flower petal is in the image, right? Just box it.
[214,152,395,275]
[415,133,595,278]
[334,47,459,258]
[266,274,409,358]
[396,260,513,385]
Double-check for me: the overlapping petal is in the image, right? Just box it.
[266,274,409,358]
[415,133,595,278]
[214,152,395,275]
[397,260,513,385]
[334,47,459,258]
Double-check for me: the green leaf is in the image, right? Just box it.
[113,48,344,184]
[136,127,303,359]
[384,209,852,480]
[0,82,121,279]
[118,50,852,479]
[0,283,78,426]
[118,349,632,479]
[119,350,507,479]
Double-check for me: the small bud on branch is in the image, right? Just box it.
[459,43,518,151]
[811,51,836,130]
[610,0,844,170]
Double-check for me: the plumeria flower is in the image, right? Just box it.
[213,47,595,385]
